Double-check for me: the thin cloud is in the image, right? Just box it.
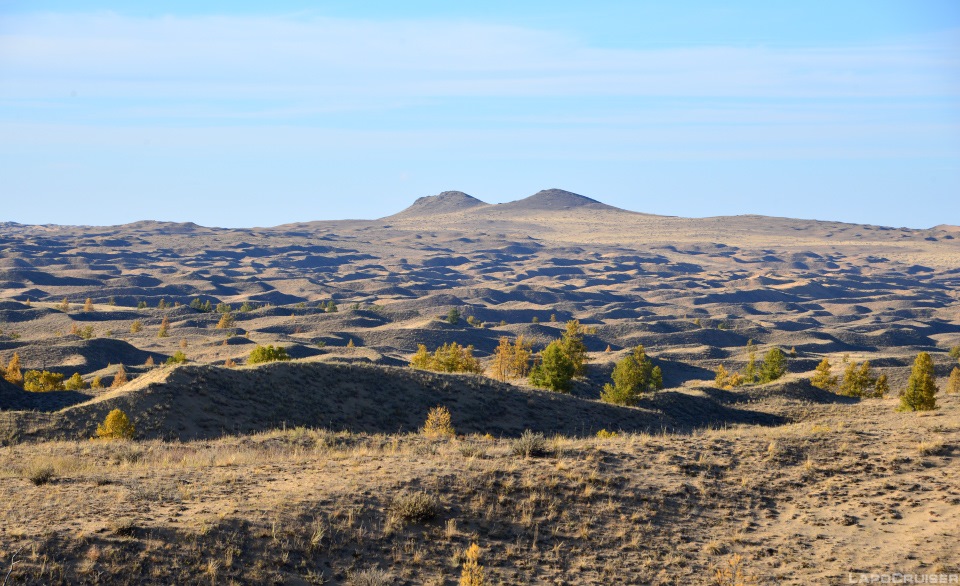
[0,12,957,102]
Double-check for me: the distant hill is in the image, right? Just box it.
[491,188,623,213]
[387,191,489,218]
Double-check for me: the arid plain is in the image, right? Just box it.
[1,189,958,584]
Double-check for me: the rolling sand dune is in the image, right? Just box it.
[0,190,958,584]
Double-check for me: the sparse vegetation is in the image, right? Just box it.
[96,408,135,440]
[166,351,188,365]
[529,340,575,392]
[511,430,546,458]
[410,342,483,374]
[387,491,438,525]
[64,372,87,390]
[158,316,171,337]
[489,335,532,381]
[898,352,938,411]
[560,319,589,376]
[948,367,960,395]
[111,365,129,388]
[215,312,235,329]
[351,569,391,586]
[4,352,23,386]
[26,464,56,486]
[600,345,662,406]
[247,344,291,364]
[714,365,744,390]
[3,190,960,585]
[23,370,65,392]
[83,297,94,312]
[421,406,455,438]
[459,543,485,586]
[839,360,878,398]
[810,358,838,390]
[446,307,461,325]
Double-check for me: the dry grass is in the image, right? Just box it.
[0,396,957,584]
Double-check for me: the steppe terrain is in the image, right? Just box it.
[1,189,959,584]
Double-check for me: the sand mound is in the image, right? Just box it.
[5,360,800,441]
[13,338,158,375]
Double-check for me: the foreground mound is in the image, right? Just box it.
[2,360,793,441]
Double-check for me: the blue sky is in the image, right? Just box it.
[1,1,958,228]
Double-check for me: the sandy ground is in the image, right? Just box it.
[1,189,958,584]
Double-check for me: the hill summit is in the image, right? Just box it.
[389,191,488,218]
[494,188,620,212]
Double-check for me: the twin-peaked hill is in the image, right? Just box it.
[386,188,625,219]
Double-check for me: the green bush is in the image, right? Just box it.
[898,352,938,411]
[247,345,291,365]
[64,372,87,390]
[23,370,65,392]
[758,348,786,383]
[600,345,662,406]
[446,308,461,325]
[529,341,574,392]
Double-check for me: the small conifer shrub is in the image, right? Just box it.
[111,365,129,388]
[459,543,486,586]
[898,352,938,411]
[410,342,483,374]
[96,408,135,440]
[64,372,87,390]
[421,406,455,438]
[3,352,23,386]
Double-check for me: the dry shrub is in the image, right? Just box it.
[25,464,56,486]
[917,438,947,456]
[109,517,136,536]
[713,553,756,586]
[351,568,391,586]
[388,491,438,525]
[512,430,546,458]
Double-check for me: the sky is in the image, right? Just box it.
[1,1,958,228]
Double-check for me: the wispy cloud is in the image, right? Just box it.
[1,13,957,103]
